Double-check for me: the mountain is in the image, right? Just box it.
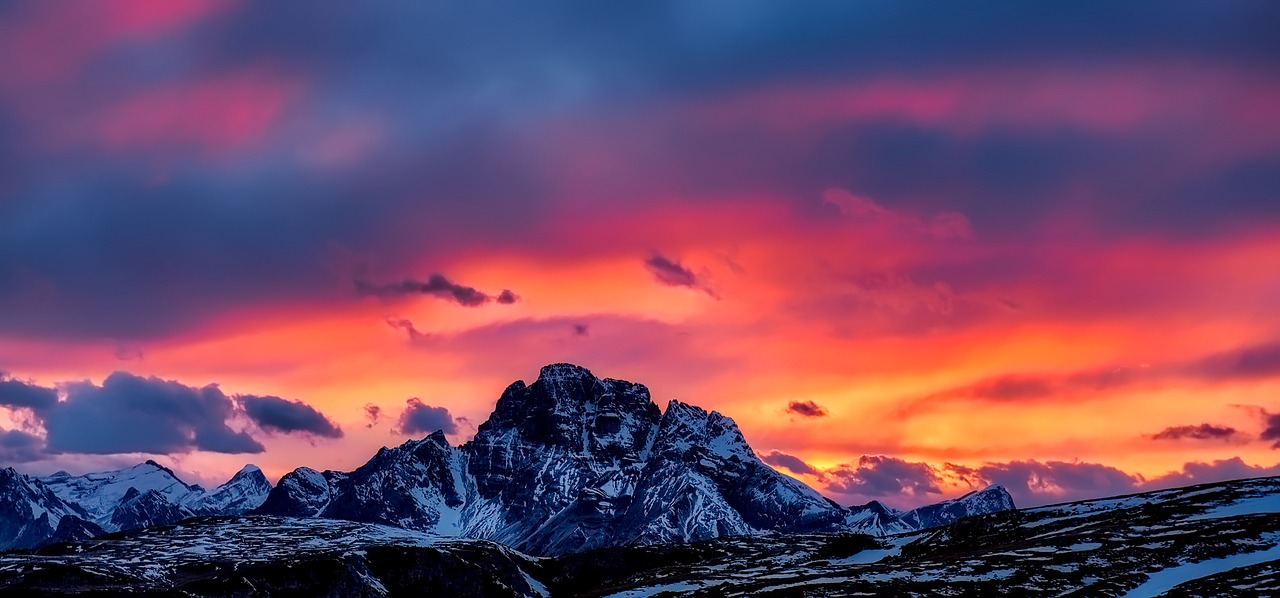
[0,468,87,551]
[896,484,1016,529]
[10,475,1280,595]
[843,485,1018,535]
[40,460,203,525]
[0,460,274,548]
[108,487,193,532]
[255,363,1002,556]
[184,464,272,515]
[3,364,1009,555]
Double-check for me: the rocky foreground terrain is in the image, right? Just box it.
[2,475,1280,595]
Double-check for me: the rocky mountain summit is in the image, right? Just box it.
[255,363,1011,555]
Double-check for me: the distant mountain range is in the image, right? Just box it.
[0,364,1012,555]
[5,472,1280,595]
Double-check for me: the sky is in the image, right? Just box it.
[1,0,1279,510]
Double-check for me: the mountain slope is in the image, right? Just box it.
[40,461,203,526]
[0,469,87,551]
[182,464,272,515]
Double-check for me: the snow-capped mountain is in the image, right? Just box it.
[183,464,272,515]
[40,461,203,524]
[255,363,1006,556]
[107,487,193,532]
[0,468,89,551]
[844,485,1017,535]
[0,460,276,549]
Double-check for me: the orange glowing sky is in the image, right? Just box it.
[1,1,1279,508]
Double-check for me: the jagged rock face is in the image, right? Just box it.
[187,465,272,516]
[254,467,338,517]
[638,401,848,537]
[43,515,105,547]
[108,488,193,532]
[466,364,662,551]
[323,433,470,533]
[242,364,1017,556]
[0,468,86,551]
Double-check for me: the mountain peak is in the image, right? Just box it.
[537,362,595,382]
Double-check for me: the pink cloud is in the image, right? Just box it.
[0,1,230,89]
[52,69,303,155]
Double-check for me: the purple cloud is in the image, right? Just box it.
[786,400,829,418]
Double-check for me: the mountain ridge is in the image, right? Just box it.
[253,363,1013,555]
[0,363,1013,554]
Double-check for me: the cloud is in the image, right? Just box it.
[644,255,718,299]
[364,403,382,428]
[1150,423,1242,442]
[1195,342,1280,381]
[1259,413,1280,449]
[572,323,590,336]
[822,455,943,497]
[0,370,345,457]
[760,449,818,476]
[910,340,1280,413]
[396,398,458,436]
[356,273,518,307]
[947,460,1140,507]
[0,376,58,411]
[0,429,44,463]
[786,400,828,418]
[385,317,427,342]
[239,394,343,439]
[41,372,265,455]
[1146,457,1280,489]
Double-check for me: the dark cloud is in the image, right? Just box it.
[0,371,345,456]
[1150,423,1242,442]
[356,274,516,307]
[572,323,590,336]
[1259,413,1280,449]
[397,398,459,436]
[239,394,343,439]
[0,376,58,411]
[364,404,383,428]
[385,317,427,342]
[0,429,44,463]
[786,400,828,418]
[948,460,1140,507]
[644,255,718,299]
[1195,342,1280,381]
[41,372,265,455]
[822,455,943,497]
[760,449,817,476]
[1147,457,1280,489]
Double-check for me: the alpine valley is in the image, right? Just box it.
[1,364,1279,596]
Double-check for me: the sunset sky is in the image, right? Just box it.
[2,1,1279,509]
